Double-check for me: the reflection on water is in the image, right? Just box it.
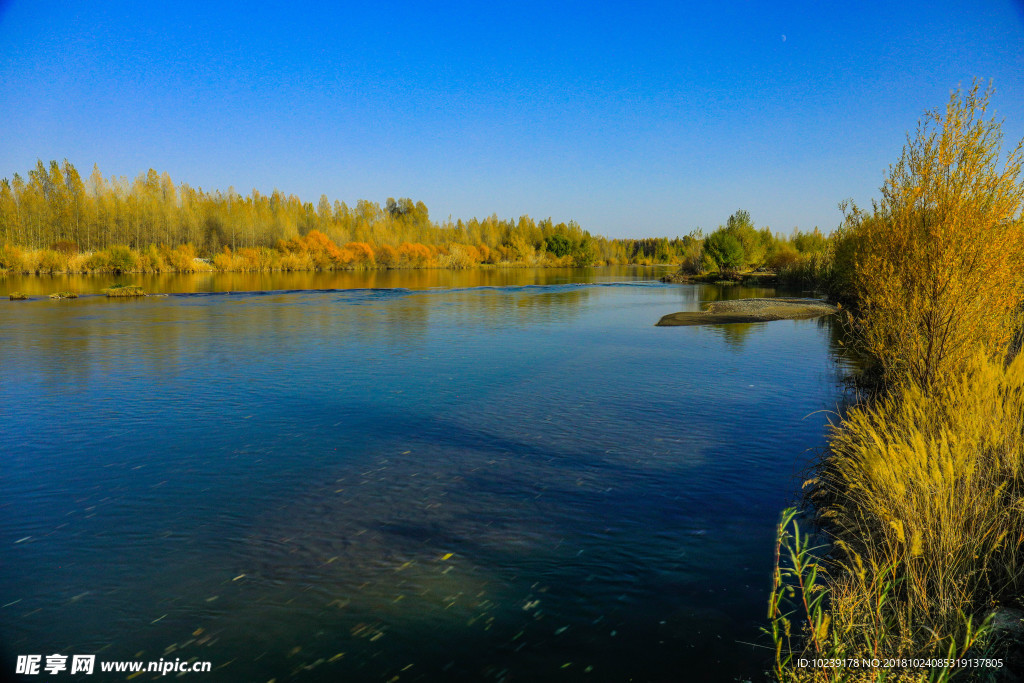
[0,273,847,681]
[0,265,670,297]
[707,322,761,350]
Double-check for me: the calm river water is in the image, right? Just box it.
[1,267,846,681]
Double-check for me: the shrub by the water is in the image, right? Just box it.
[813,351,1024,662]
[849,83,1024,389]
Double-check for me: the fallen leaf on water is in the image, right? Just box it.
[440,553,453,561]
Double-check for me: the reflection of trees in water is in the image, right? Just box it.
[7,298,203,391]
[704,314,867,371]
[695,284,777,304]
[436,287,590,330]
[666,283,780,314]
[706,322,761,350]
[817,312,873,385]
[8,284,596,392]
[2,266,662,296]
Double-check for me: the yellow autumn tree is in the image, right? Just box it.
[853,82,1024,389]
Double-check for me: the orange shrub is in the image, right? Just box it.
[477,243,492,263]
[375,244,399,268]
[139,245,168,273]
[344,242,375,266]
[297,230,346,268]
[0,244,24,271]
[398,242,431,267]
[161,243,194,272]
[213,248,237,271]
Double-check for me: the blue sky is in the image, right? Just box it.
[1,0,1022,238]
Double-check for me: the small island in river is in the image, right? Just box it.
[655,297,838,326]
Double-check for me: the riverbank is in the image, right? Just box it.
[767,84,1024,682]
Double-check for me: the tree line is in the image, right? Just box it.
[0,160,733,271]
[0,160,834,275]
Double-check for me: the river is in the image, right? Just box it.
[0,267,846,681]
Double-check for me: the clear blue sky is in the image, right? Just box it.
[1,0,1022,238]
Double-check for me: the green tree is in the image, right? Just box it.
[723,209,767,268]
[704,229,745,274]
[544,233,573,257]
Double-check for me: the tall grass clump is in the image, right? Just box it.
[769,505,993,682]
[812,350,1024,662]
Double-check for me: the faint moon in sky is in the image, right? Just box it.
[781,34,787,41]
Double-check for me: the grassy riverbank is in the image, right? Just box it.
[768,83,1024,681]
[0,237,609,276]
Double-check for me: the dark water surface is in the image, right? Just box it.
[1,268,845,681]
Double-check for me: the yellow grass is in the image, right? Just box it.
[797,350,1024,674]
